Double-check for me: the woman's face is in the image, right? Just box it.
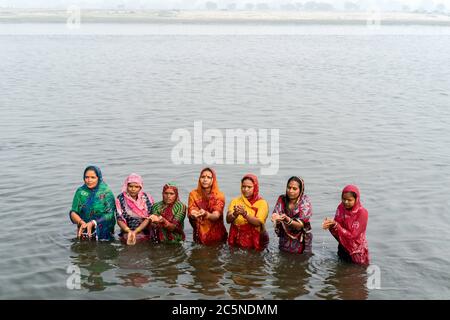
[84,170,99,189]
[286,180,301,200]
[342,192,356,210]
[241,179,254,199]
[163,189,177,205]
[199,170,213,189]
[127,182,141,199]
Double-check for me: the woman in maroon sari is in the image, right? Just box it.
[322,185,370,265]
[272,176,312,254]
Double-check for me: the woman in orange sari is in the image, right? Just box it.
[188,168,228,245]
[226,174,269,251]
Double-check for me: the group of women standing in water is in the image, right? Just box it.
[69,165,370,265]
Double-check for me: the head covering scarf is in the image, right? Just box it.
[241,174,262,205]
[120,173,152,219]
[337,185,362,215]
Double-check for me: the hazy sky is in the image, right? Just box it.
[0,0,449,11]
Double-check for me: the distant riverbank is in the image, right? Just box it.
[1,9,450,25]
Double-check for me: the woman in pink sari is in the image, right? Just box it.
[116,173,158,245]
[322,185,370,265]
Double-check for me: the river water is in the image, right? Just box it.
[0,23,449,299]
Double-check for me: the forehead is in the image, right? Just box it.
[287,180,300,187]
[128,182,141,187]
[342,192,356,199]
[201,171,213,177]
[85,170,97,177]
[242,179,254,187]
[164,189,176,194]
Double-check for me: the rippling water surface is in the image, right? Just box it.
[1,24,450,299]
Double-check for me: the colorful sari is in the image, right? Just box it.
[330,185,370,265]
[227,174,269,251]
[70,166,116,241]
[188,168,228,245]
[115,173,157,243]
[151,183,186,244]
[273,177,313,254]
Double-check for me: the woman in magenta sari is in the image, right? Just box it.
[322,185,370,265]
[272,176,312,254]
[115,173,159,245]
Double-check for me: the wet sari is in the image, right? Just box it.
[151,183,186,244]
[188,168,228,245]
[227,174,269,251]
[115,173,157,243]
[330,185,370,265]
[273,194,313,254]
[70,166,116,241]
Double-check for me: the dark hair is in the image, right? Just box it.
[241,177,254,184]
[83,165,102,181]
[201,168,213,176]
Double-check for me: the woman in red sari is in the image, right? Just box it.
[322,185,370,265]
[226,174,269,251]
[188,168,228,245]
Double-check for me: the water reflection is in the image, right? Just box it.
[270,252,313,299]
[317,258,369,300]
[116,243,153,288]
[222,248,270,299]
[118,272,151,288]
[69,240,119,292]
[145,243,188,287]
[184,244,226,297]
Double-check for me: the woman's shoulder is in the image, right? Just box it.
[98,182,114,194]
[255,197,269,207]
[358,206,369,217]
[189,189,200,198]
[215,190,226,200]
[152,200,164,207]
[230,196,242,203]
[74,185,89,196]
[302,194,312,203]
[116,192,125,199]
[143,192,154,202]
[174,201,187,211]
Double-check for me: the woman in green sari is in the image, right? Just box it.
[149,183,186,244]
[69,166,116,241]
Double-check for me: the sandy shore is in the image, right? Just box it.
[1,9,450,25]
